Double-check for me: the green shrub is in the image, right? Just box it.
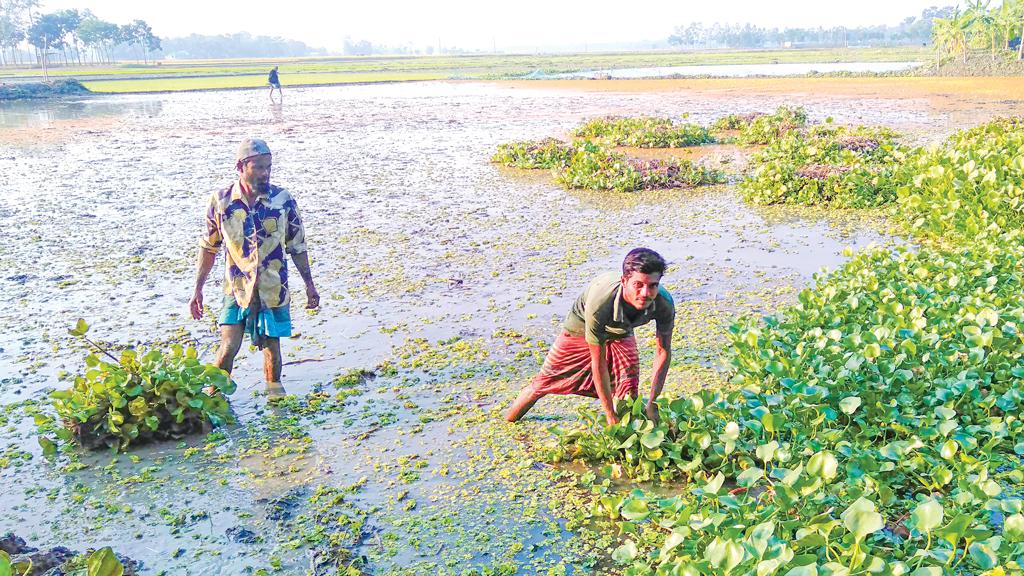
[893,116,1024,244]
[740,124,905,207]
[573,116,714,148]
[490,138,573,169]
[37,320,236,452]
[554,141,725,193]
[552,241,1024,574]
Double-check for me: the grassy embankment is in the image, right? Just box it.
[0,46,930,93]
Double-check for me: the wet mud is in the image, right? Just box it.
[0,79,1015,574]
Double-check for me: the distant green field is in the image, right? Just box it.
[2,46,934,93]
[82,71,449,93]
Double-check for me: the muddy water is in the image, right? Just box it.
[0,81,1011,574]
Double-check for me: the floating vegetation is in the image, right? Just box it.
[494,139,725,193]
[893,116,1024,244]
[552,241,1024,573]
[712,111,767,131]
[734,105,809,145]
[35,320,236,452]
[555,142,726,193]
[573,116,714,148]
[490,138,573,169]
[740,124,905,207]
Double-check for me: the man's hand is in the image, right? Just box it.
[645,400,660,425]
[189,290,204,320]
[604,412,620,427]
[305,285,320,309]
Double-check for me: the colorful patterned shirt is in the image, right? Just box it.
[199,181,307,309]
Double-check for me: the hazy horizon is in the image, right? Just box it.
[39,0,958,53]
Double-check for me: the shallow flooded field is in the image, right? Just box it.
[0,80,1019,574]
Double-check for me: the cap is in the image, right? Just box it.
[236,138,272,163]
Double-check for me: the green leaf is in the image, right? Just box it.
[783,564,818,576]
[702,472,726,496]
[705,537,744,572]
[69,318,90,336]
[967,542,998,570]
[940,440,958,460]
[756,440,779,463]
[128,397,148,417]
[840,497,883,542]
[611,540,638,564]
[38,436,57,458]
[0,552,11,576]
[86,547,124,576]
[806,451,838,480]
[908,499,943,534]
[737,467,764,488]
[641,430,665,450]
[909,568,943,576]
[1003,513,1024,542]
[620,499,650,521]
[935,514,972,548]
[660,528,689,555]
[838,396,861,415]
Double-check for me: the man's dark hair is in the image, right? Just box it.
[622,247,666,276]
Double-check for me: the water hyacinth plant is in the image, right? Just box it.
[740,124,905,207]
[36,319,236,452]
[493,139,725,193]
[490,137,573,169]
[554,142,725,193]
[893,117,1024,244]
[733,105,808,145]
[551,241,1024,574]
[573,116,715,148]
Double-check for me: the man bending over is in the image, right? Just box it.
[505,248,674,426]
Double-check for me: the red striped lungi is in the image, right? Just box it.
[530,331,640,398]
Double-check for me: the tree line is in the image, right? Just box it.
[932,0,1024,61]
[0,2,160,67]
[668,6,957,49]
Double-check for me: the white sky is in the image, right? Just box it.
[39,0,956,52]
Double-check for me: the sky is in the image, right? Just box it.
[39,0,955,52]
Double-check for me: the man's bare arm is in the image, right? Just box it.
[588,342,618,426]
[290,251,319,309]
[189,249,216,320]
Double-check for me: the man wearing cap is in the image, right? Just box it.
[189,138,319,394]
[505,248,675,426]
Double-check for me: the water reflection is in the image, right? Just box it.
[0,97,164,129]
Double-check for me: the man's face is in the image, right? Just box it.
[621,271,662,310]
[239,154,272,193]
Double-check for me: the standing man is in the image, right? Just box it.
[505,248,674,426]
[268,66,282,102]
[189,138,319,394]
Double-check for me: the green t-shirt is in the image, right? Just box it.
[563,271,675,345]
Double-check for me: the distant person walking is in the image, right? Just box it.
[268,66,282,101]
